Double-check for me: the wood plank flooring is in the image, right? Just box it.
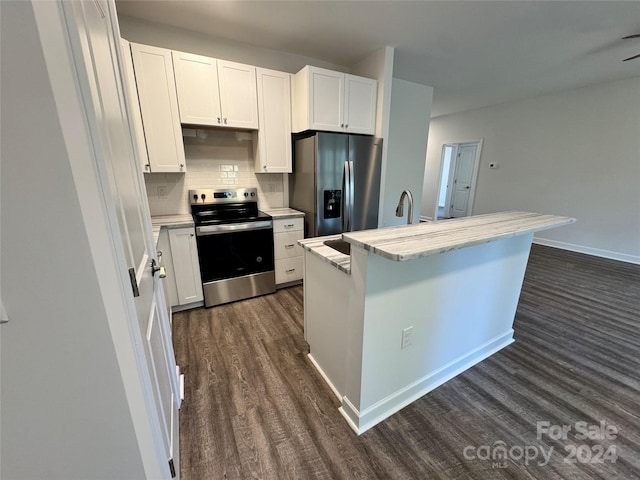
[172,245,640,479]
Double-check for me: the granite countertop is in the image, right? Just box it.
[262,208,305,219]
[150,214,194,245]
[298,234,351,274]
[343,211,575,262]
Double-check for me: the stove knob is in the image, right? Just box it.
[244,192,249,198]
[250,192,256,197]
[201,194,206,201]
[192,194,198,201]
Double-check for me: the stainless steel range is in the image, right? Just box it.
[190,188,275,307]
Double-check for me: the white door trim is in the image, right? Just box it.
[434,139,483,219]
[32,2,168,478]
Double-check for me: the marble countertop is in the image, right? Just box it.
[150,214,194,245]
[298,234,351,274]
[262,208,305,219]
[343,211,575,262]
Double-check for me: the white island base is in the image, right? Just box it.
[300,212,575,434]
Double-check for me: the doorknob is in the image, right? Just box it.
[465,186,470,190]
[150,259,166,278]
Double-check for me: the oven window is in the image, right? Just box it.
[196,228,274,282]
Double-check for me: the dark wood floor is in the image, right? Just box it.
[172,245,640,479]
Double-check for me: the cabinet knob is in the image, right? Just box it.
[190,233,194,237]
[180,164,184,168]
[145,164,151,170]
[217,117,221,124]
[341,123,344,128]
[223,118,228,125]
[345,124,349,128]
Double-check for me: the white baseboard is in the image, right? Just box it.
[533,237,640,265]
[307,353,342,402]
[340,330,515,435]
[419,216,433,222]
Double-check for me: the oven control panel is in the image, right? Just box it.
[189,188,257,205]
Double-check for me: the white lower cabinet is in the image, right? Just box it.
[273,217,304,285]
[168,227,204,305]
[158,226,204,309]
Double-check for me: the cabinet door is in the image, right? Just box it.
[217,60,259,129]
[309,67,344,132]
[168,227,204,305]
[130,43,185,173]
[344,74,377,135]
[172,51,222,126]
[255,68,292,173]
[120,39,150,173]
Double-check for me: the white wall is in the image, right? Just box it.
[423,77,640,263]
[118,15,347,74]
[381,78,433,227]
[1,2,146,477]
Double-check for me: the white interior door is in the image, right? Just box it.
[64,1,179,477]
[449,143,479,218]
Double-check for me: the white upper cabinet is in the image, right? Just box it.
[130,43,186,173]
[171,51,221,126]
[119,39,149,173]
[292,65,377,135]
[172,51,259,130]
[343,74,377,135]
[254,68,292,173]
[217,60,259,129]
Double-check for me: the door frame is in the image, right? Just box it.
[32,1,170,478]
[434,139,483,219]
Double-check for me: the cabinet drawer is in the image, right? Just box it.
[274,231,304,259]
[275,257,303,284]
[273,217,304,233]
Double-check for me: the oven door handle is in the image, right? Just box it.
[196,220,273,236]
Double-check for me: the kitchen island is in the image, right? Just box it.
[298,211,575,434]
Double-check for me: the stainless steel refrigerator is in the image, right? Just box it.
[289,132,383,237]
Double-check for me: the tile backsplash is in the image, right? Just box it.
[144,129,286,216]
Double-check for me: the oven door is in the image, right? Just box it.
[195,221,274,283]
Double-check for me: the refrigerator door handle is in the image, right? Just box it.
[342,161,351,232]
[348,160,354,232]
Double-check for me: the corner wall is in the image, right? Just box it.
[423,77,640,263]
[381,79,433,227]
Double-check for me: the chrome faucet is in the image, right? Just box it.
[395,190,414,224]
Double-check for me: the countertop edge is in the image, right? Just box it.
[261,208,305,219]
[298,235,351,274]
[343,213,576,262]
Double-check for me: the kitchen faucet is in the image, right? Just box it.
[395,190,414,224]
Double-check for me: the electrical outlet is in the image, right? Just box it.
[401,326,413,349]
[157,186,167,198]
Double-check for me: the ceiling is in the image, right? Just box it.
[116,1,640,117]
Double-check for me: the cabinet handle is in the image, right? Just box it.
[180,164,184,168]
[157,250,163,258]
[284,224,295,228]
[145,164,151,170]
[341,123,344,128]
[217,117,221,124]
[190,233,194,237]
[285,268,296,273]
[285,244,295,248]
[223,118,228,125]
[345,124,349,128]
